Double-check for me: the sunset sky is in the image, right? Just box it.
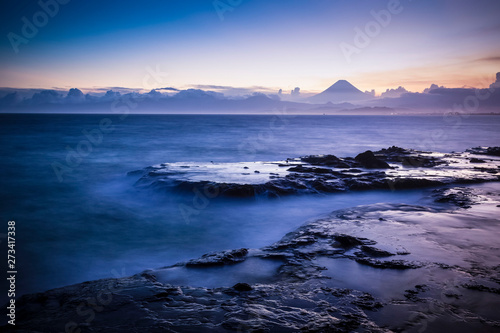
[1,0,499,95]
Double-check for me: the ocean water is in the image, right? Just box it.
[1,114,499,300]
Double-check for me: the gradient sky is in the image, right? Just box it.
[1,0,499,94]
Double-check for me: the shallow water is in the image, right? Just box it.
[1,114,499,300]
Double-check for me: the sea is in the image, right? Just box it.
[1,113,499,301]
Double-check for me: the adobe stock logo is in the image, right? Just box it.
[213,0,243,21]
[7,0,71,54]
[339,0,404,64]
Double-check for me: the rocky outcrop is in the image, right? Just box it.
[130,147,500,197]
[354,150,390,169]
[432,187,483,208]
[466,146,500,156]
[185,248,248,267]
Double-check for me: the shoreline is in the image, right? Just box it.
[3,146,500,332]
[3,182,500,332]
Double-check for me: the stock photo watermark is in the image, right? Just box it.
[64,268,128,333]
[213,0,243,21]
[5,221,17,326]
[415,81,496,152]
[51,65,169,182]
[386,77,496,191]
[339,0,405,64]
[178,107,295,224]
[7,0,71,54]
[237,107,295,160]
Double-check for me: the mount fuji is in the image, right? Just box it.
[309,80,373,103]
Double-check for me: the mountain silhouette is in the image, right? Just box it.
[309,80,372,103]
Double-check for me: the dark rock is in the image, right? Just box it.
[287,166,333,174]
[351,292,383,310]
[354,151,390,169]
[355,258,422,269]
[374,146,411,157]
[433,187,478,208]
[386,177,443,190]
[466,146,500,156]
[301,154,351,168]
[359,245,395,257]
[401,156,441,168]
[462,284,500,294]
[233,283,252,291]
[186,248,248,267]
[470,158,486,163]
[332,234,374,248]
[487,147,500,156]
[134,147,500,198]
[272,235,317,249]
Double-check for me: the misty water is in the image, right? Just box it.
[1,114,499,300]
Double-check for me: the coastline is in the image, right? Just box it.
[3,146,500,332]
[3,183,500,332]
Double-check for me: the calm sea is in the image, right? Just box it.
[1,114,499,299]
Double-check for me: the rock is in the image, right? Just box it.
[287,166,333,174]
[354,151,391,169]
[233,283,252,291]
[487,147,500,156]
[432,187,479,208]
[133,147,500,198]
[301,154,351,168]
[470,158,486,163]
[466,146,500,156]
[186,248,248,267]
[6,190,500,332]
[401,156,443,168]
[358,245,395,257]
[351,292,383,310]
[374,146,411,157]
[462,284,500,294]
[332,234,369,248]
[355,258,422,269]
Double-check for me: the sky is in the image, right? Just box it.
[0,0,499,95]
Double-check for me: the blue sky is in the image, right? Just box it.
[1,0,499,94]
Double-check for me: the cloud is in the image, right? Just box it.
[475,56,500,63]
[0,92,22,107]
[30,90,63,104]
[147,89,163,98]
[66,88,85,103]
[423,84,445,93]
[2,73,500,113]
[190,84,277,97]
[158,87,180,92]
[380,86,409,98]
[490,72,500,89]
[291,87,300,96]
[173,89,224,100]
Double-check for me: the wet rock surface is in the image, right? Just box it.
[467,146,500,156]
[354,150,391,169]
[432,187,484,208]
[130,147,500,198]
[5,184,500,332]
[185,248,249,267]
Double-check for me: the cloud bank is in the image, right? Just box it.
[1,73,499,114]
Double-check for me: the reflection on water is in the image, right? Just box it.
[155,257,284,288]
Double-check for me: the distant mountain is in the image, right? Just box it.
[309,80,372,103]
